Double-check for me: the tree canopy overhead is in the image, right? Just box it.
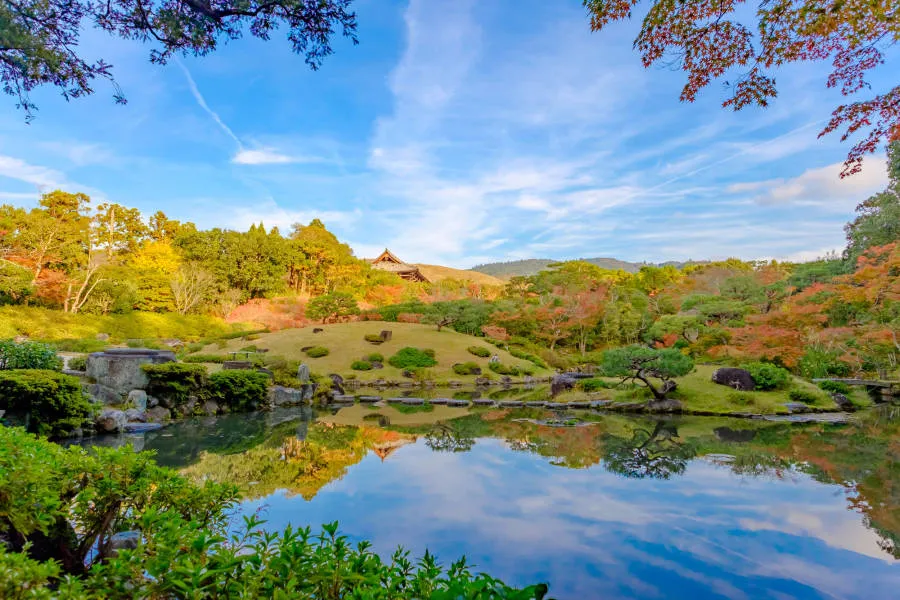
[584,0,899,176]
[0,0,358,118]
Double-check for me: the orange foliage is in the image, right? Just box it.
[396,312,421,324]
[481,325,509,341]
[227,297,308,331]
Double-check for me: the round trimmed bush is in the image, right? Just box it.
[388,347,438,369]
[204,370,271,412]
[364,334,384,344]
[744,362,791,391]
[365,353,384,363]
[351,360,373,371]
[305,346,329,358]
[453,362,482,375]
[818,380,852,395]
[467,346,491,358]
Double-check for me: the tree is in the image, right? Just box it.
[171,262,215,315]
[92,203,147,258]
[1,0,358,119]
[584,0,899,176]
[148,211,184,242]
[845,142,900,262]
[305,292,359,323]
[600,346,694,400]
[603,421,696,480]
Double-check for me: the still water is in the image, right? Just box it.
[81,404,900,599]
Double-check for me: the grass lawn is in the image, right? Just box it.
[192,322,552,382]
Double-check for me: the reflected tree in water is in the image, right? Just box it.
[425,423,476,453]
[603,421,696,480]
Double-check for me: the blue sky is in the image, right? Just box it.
[0,0,894,268]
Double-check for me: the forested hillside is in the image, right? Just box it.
[470,257,697,279]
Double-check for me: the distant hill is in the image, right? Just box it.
[414,264,506,286]
[471,257,647,279]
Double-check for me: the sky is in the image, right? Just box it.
[0,0,895,268]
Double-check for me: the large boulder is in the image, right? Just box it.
[329,374,345,395]
[551,374,577,397]
[127,390,148,412]
[270,385,304,407]
[146,406,171,423]
[96,409,127,433]
[711,367,756,391]
[85,349,176,404]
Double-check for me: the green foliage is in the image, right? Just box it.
[0,370,93,437]
[744,362,791,391]
[467,345,491,358]
[365,352,384,363]
[67,356,87,371]
[799,347,852,378]
[182,354,229,363]
[306,293,360,323]
[787,258,849,291]
[45,338,108,353]
[0,260,34,305]
[453,362,482,375]
[580,378,614,392]
[142,363,208,407]
[305,346,330,358]
[364,333,384,344]
[509,348,548,369]
[0,340,61,370]
[600,346,694,399]
[351,360,373,371]
[388,347,438,369]
[789,389,825,405]
[818,380,852,395]
[488,362,531,376]
[205,370,271,412]
[845,144,900,262]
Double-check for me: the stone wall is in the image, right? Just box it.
[85,348,176,405]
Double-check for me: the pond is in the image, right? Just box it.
[77,405,900,599]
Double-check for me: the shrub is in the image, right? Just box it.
[67,356,87,371]
[489,362,522,376]
[0,340,62,370]
[351,360,373,371]
[306,292,359,323]
[305,346,330,358]
[46,338,109,353]
[365,352,384,363]
[204,370,270,412]
[510,348,548,369]
[580,378,612,392]
[818,380,852,395]
[453,362,482,375]
[0,370,93,437]
[364,333,384,344]
[423,348,436,358]
[182,354,228,363]
[239,344,258,352]
[142,363,208,407]
[799,347,851,378]
[744,362,791,391]
[388,347,438,369]
[789,388,825,405]
[467,346,491,358]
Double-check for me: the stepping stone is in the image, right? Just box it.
[590,400,610,409]
[473,399,495,406]
[401,397,425,405]
[446,399,470,407]
[782,402,811,414]
[568,401,591,409]
[430,398,450,405]
[332,395,355,403]
[525,401,547,408]
[358,396,382,403]
[124,422,164,433]
[386,397,404,404]
[498,401,524,408]
[545,402,568,410]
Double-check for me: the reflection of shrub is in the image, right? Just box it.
[364,334,384,344]
[818,380,852,395]
[744,362,791,390]
[351,361,372,371]
[453,362,481,375]
[388,347,437,369]
[0,370,93,437]
[305,346,329,358]
[204,370,270,412]
[789,389,823,405]
[467,346,491,358]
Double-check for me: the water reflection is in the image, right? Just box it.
[76,404,900,598]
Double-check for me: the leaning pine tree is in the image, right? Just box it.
[601,346,694,402]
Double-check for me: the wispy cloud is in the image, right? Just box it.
[0,155,68,188]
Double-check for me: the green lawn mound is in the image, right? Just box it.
[193,322,551,382]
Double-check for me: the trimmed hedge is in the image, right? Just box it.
[205,371,270,412]
[580,378,613,392]
[744,362,791,391]
[453,362,482,375]
[789,389,825,405]
[364,334,384,344]
[388,347,438,369]
[0,370,93,437]
[305,346,329,358]
[467,346,491,358]
[365,352,384,363]
[818,380,852,395]
[142,363,208,407]
[182,354,228,363]
[351,361,373,371]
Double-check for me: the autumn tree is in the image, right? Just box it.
[306,292,359,323]
[584,0,899,175]
[1,0,357,118]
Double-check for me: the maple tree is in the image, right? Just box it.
[584,0,900,176]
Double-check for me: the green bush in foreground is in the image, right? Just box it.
[388,347,438,369]
[0,339,62,371]
[0,427,548,599]
[205,370,271,412]
[351,360,373,371]
[743,362,791,391]
[0,370,93,437]
[467,346,491,358]
[305,346,330,358]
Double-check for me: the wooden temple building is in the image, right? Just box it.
[369,249,429,283]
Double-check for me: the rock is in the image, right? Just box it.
[146,406,171,423]
[358,395,382,403]
[201,400,219,416]
[401,397,425,405]
[104,531,140,558]
[550,375,577,397]
[525,401,547,408]
[589,400,610,409]
[401,370,415,379]
[474,377,491,386]
[13,335,28,343]
[371,361,384,370]
[162,339,183,348]
[124,422,164,433]
[124,408,146,422]
[223,360,253,370]
[85,349,176,404]
[297,363,311,384]
[127,389,148,411]
[567,401,591,409]
[95,333,110,341]
[96,409,127,433]
[783,402,811,414]
[498,400,524,408]
[711,367,756,391]
[332,395,355,403]
[380,330,392,341]
[501,376,513,384]
[313,328,324,333]
[446,398,470,407]
[473,399,495,406]
[523,376,536,385]
[301,346,314,352]
[179,399,197,416]
[489,355,500,364]
[386,397,404,404]
[545,402,568,410]
[270,386,304,406]
[430,397,449,405]
[148,395,160,408]
[831,392,855,411]
[646,398,683,412]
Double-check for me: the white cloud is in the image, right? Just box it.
[226,199,361,231]
[232,148,296,165]
[0,155,68,188]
